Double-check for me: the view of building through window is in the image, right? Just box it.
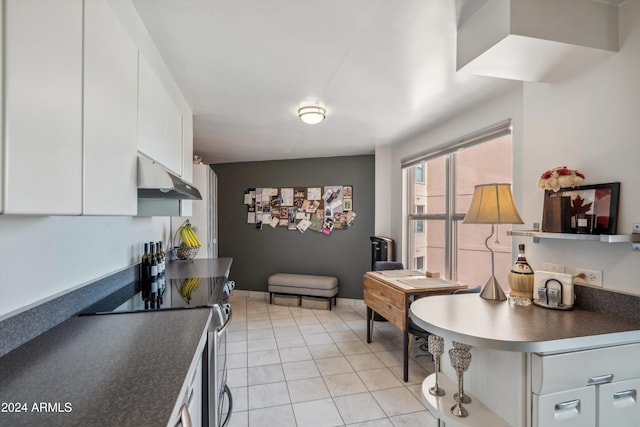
[405,135,514,288]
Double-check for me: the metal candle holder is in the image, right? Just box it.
[449,346,472,418]
[452,341,472,404]
[427,334,445,396]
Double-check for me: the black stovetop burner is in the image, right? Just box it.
[81,276,231,315]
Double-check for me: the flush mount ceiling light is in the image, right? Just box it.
[298,105,326,125]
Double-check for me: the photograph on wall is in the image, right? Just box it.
[307,200,320,213]
[309,210,324,232]
[321,217,334,236]
[343,198,352,211]
[307,187,322,200]
[323,185,343,223]
[296,218,312,233]
[293,188,306,209]
[245,188,256,223]
[280,187,294,206]
[287,208,297,230]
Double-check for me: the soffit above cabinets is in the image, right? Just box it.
[456,0,620,83]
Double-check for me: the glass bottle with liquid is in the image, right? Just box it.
[508,244,534,304]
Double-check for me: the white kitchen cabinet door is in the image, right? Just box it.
[598,379,640,426]
[164,100,183,176]
[138,55,166,166]
[3,0,83,214]
[533,387,596,427]
[179,113,195,217]
[138,54,184,177]
[83,0,138,215]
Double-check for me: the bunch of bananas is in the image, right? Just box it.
[179,222,201,248]
[178,277,201,302]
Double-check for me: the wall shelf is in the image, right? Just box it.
[508,230,632,243]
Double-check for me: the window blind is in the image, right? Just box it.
[400,119,512,169]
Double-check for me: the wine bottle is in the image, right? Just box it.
[156,241,165,306]
[157,241,165,277]
[150,242,158,309]
[508,244,534,301]
[141,243,151,284]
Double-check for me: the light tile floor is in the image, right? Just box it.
[226,291,439,427]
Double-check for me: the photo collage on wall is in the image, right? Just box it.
[243,185,356,235]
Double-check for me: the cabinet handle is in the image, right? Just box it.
[179,403,192,427]
[587,374,614,385]
[555,399,581,412]
[613,389,637,401]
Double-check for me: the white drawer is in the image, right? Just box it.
[533,387,595,427]
[598,378,640,427]
[531,343,640,394]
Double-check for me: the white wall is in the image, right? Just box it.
[0,216,169,319]
[520,0,640,296]
[383,0,640,295]
[374,147,392,237]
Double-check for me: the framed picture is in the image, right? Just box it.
[545,182,620,234]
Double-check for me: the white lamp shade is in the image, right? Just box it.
[298,106,326,125]
[463,183,524,225]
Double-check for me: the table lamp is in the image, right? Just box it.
[463,183,524,301]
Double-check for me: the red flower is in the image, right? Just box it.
[541,171,552,179]
[576,172,585,179]
[557,167,571,176]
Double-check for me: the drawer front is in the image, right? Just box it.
[598,378,640,427]
[533,387,596,427]
[531,343,640,394]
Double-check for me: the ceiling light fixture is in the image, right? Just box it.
[298,105,326,125]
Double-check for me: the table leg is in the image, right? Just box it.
[366,306,372,343]
[403,329,409,382]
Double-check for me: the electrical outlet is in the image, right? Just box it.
[573,267,603,287]
[543,263,565,273]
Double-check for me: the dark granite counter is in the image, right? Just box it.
[0,308,211,426]
[410,293,640,353]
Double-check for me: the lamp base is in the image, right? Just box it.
[479,276,507,301]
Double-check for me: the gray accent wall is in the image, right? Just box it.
[211,155,375,299]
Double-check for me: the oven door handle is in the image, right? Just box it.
[221,384,233,427]
[178,403,192,427]
[216,303,232,337]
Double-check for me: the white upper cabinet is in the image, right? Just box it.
[2,0,83,214]
[138,54,183,176]
[83,0,138,215]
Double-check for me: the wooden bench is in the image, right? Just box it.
[268,273,338,310]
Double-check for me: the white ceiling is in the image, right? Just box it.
[132,0,519,164]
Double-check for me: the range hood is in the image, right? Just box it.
[137,156,202,200]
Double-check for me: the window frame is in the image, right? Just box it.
[403,120,513,281]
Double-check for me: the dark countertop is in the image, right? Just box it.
[0,308,211,427]
[410,294,640,353]
[165,257,233,280]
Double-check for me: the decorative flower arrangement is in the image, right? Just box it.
[538,166,585,192]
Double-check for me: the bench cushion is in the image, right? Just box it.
[268,273,338,298]
[268,273,337,290]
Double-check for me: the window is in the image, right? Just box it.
[415,205,424,233]
[415,163,425,183]
[403,121,514,287]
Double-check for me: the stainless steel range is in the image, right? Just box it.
[83,257,234,427]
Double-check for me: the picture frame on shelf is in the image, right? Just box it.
[544,182,620,235]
